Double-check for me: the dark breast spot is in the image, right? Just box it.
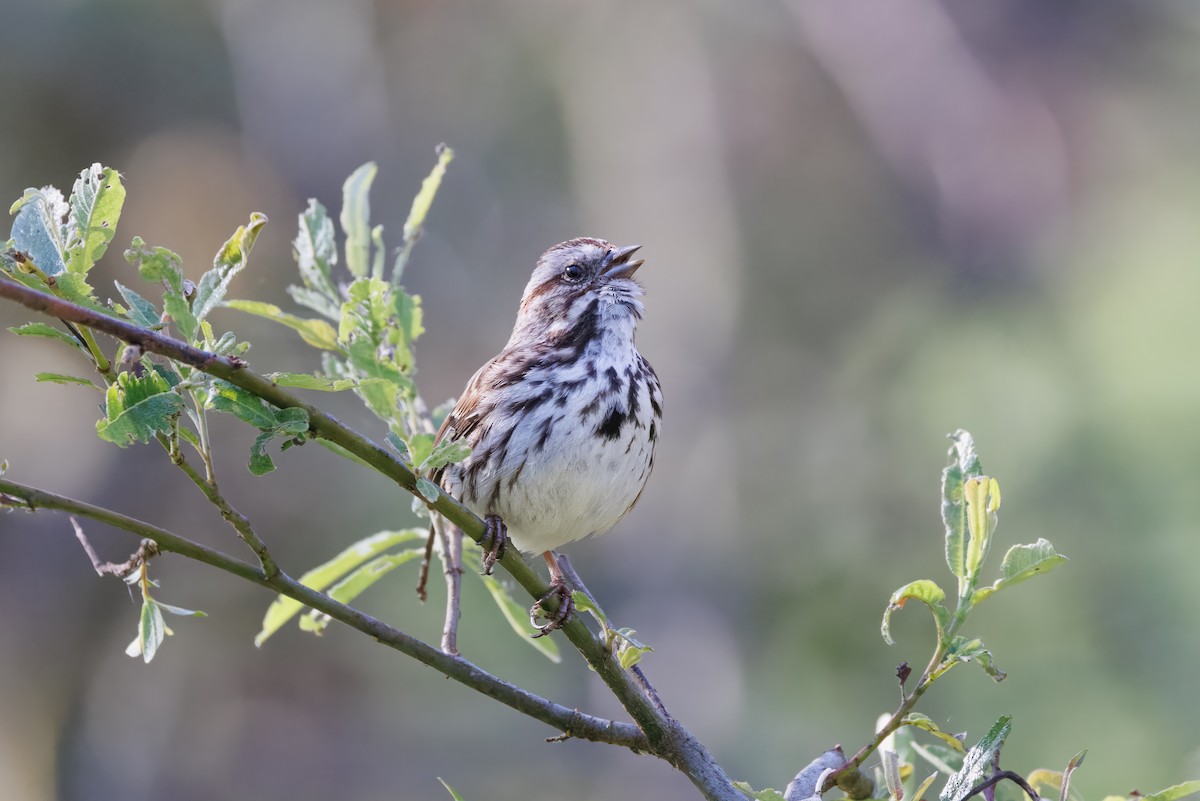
[597,409,627,440]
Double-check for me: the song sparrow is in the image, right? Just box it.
[432,238,662,636]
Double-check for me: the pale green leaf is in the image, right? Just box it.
[125,237,196,340]
[138,598,166,664]
[438,778,465,801]
[900,714,967,753]
[882,579,950,646]
[35,372,99,389]
[480,575,561,662]
[66,164,125,275]
[156,602,207,618]
[299,549,426,634]
[266,372,374,392]
[963,475,1001,583]
[224,299,340,350]
[972,539,1068,604]
[192,212,267,324]
[385,431,410,461]
[614,627,653,670]
[8,322,82,349]
[1141,782,1200,801]
[881,749,902,801]
[408,433,436,469]
[415,477,440,503]
[395,145,453,284]
[913,773,939,801]
[420,438,471,473]
[341,162,377,278]
[255,529,426,646]
[732,783,788,801]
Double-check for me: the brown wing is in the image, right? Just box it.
[429,356,500,485]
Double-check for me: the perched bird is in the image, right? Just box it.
[432,238,662,636]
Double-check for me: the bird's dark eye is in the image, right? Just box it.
[562,263,585,283]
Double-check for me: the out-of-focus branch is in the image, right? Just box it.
[0,476,649,752]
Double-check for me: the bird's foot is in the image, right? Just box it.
[479,514,508,575]
[530,580,574,638]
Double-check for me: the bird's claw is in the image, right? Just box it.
[530,580,574,638]
[480,514,508,575]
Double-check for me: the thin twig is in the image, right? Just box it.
[960,771,1041,801]
[71,517,158,577]
[1,477,649,751]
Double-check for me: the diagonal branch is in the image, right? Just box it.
[0,476,649,752]
[0,275,742,801]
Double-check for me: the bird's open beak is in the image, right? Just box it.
[603,244,644,280]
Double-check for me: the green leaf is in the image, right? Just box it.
[125,237,196,341]
[35,372,99,389]
[614,627,653,670]
[395,145,454,284]
[207,380,310,474]
[114,281,160,328]
[371,223,386,281]
[882,579,950,646]
[341,162,377,278]
[963,475,1001,584]
[940,716,1011,801]
[192,212,267,324]
[385,431,410,461]
[438,778,465,801]
[66,164,125,275]
[255,529,426,646]
[913,773,939,801]
[96,370,184,447]
[290,198,341,319]
[900,714,967,753]
[480,575,561,662]
[156,602,207,617]
[1142,781,1200,801]
[415,477,440,503]
[8,322,83,349]
[394,289,425,351]
[972,539,1068,604]
[942,429,982,587]
[10,185,69,276]
[137,597,166,664]
[732,783,788,801]
[420,439,472,473]
[408,433,436,469]
[224,299,340,350]
[265,372,375,392]
[1060,750,1086,801]
[299,548,426,634]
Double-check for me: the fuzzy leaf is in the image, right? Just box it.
[10,185,69,276]
[266,372,373,392]
[255,529,425,646]
[963,475,1001,583]
[66,164,125,275]
[402,145,454,244]
[290,198,340,319]
[137,598,166,664]
[1141,783,1200,801]
[341,162,377,278]
[480,575,561,662]
[415,477,440,503]
[943,430,982,586]
[192,212,267,324]
[96,371,184,446]
[940,716,1011,801]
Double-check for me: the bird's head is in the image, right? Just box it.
[511,238,646,346]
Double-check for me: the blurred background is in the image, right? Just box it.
[1,0,1198,799]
